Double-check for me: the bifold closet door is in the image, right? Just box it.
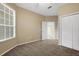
[42,21,47,40]
[73,14,79,50]
[61,16,73,48]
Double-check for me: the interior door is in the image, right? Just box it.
[73,14,79,50]
[61,16,73,48]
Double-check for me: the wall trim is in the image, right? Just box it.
[0,39,40,56]
[17,39,40,46]
[0,45,17,56]
[60,11,79,17]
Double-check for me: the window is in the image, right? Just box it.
[0,3,15,42]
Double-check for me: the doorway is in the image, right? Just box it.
[42,21,56,40]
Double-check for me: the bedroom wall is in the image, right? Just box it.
[58,3,79,15]
[16,6,45,44]
[0,3,45,55]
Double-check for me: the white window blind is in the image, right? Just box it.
[0,3,15,42]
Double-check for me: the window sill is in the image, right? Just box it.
[0,36,15,43]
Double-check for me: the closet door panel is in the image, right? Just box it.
[61,16,73,48]
[73,14,79,50]
[42,21,47,40]
[58,17,62,45]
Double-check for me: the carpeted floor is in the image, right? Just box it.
[3,40,79,56]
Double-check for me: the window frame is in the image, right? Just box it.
[0,3,16,42]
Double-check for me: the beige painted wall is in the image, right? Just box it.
[16,6,45,44]
[58,3,79,15]
[46,16,58,21]
[0,4,17,55]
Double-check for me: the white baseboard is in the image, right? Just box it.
[17,39,40,46]
[0,45,17,56]
[0,39,40,56]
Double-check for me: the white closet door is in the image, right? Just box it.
[58,17,62,45]
[42,21,47,40]
[61,16,73,48]
[73,14,79,50]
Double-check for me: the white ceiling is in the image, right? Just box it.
[16,3,66,16]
